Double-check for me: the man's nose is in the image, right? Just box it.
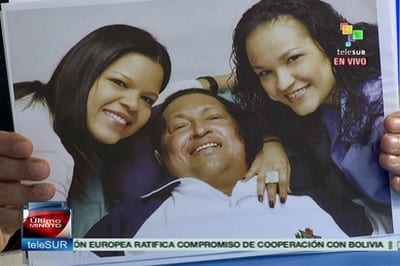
[190,120,209,139]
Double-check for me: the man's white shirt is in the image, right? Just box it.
[135,177,348,238]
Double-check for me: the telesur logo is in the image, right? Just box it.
[333,22,367,66]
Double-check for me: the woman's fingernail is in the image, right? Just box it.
[280,197,286,204]
[33,184,50,197]
[258,195,263,202]
[269,201,275,208]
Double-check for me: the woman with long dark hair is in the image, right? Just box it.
[2,24,171,245]
[231,0,392,236]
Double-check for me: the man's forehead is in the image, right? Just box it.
[162,93,227,120]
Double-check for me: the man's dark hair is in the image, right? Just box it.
[151,88,263,170]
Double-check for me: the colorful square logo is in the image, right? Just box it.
[340,22,363,47]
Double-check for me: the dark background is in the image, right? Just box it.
[0,0,13,131]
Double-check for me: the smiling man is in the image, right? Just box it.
[153,89,248,196]
[87,89,346,250]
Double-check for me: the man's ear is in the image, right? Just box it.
[154,150,169,176]
[154,150,164,168]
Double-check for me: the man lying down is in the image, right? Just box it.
[85,89,346,259]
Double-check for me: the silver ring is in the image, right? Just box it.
[265,171,279,183]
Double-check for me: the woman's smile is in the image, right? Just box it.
[103,109,133,127]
